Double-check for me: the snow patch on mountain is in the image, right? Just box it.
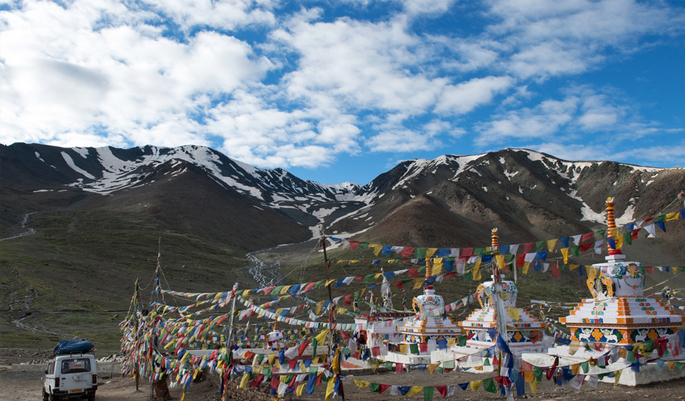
[62,152,95,180]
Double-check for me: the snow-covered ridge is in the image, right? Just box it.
[45,145,367,206]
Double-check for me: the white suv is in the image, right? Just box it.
[42,353,98,401]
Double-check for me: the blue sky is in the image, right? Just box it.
[1,0,684,185]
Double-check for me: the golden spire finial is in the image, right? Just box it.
[605,197,621,255]
[491,228,499,255]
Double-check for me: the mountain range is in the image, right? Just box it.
[2,143,685,349]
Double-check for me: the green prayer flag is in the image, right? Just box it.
[312,338,317,359]
[483,378,497,393]
[364,274,376,283]
[415,248,427,258]
[570,246,580,256]
[423,386,434,401]
[533,367,543,382]
[410,343,419,354]
[473,247,485,255]
[483,357,491,366]
[581,361,589,373]
[359,242,369,248]
[624,232,632,245]
[535,241,545,252]
[458,335,467,346]
[370,383,380,393]
[597,230,606,237]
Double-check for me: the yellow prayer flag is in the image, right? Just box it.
[614,369,622,386]
[668,361,676,371]
[268,353,275,365]
[280,285,292,295]
[666,212,680,221]
[427,363,439,374]
[433,263,443,275]
[571,364,579,375]
[547,239,558,251]
[615,235,623,250]
[406,386,424,397]
[524,371,534,383]
[325,376,336,401]
[473,258,482,281]
[447,338,456,348]
[315,329,330,344]
[370,244,383,256]
[316,300,325,315]
[325,279,336,287]
[507,306,520,320]
[426,248,438,259]
[608,227,619,239]
[239,373,250,389]
[570,264,579,270]
[399,344,407,354]
[296,383,306,396]
[523,262,530,275]
[529,378,537,395]
[470,380,482,391]
[354,379,371,389]
[675,266,679,274]
[586,266,598,281]
[496,254,506,270]
[618,348,628,359]
[413,279,424,289]
[561,248,569,264]
[374,273,382,279]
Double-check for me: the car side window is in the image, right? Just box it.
[47,362,54,375]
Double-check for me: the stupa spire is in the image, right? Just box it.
[425,259,433,290]
[491,228,499,255]
[605,197,622,256]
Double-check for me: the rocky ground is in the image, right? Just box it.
[3,348,685,400]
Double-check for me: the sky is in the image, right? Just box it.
[1,0,685,186]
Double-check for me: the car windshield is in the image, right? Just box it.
[61,358,91,373]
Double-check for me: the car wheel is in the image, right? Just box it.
[41,388,49,401]
[87,393,95,401]
[48,392,58,401]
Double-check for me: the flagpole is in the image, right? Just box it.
[225,282,239,383]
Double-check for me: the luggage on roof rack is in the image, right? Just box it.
[53,339,94,355]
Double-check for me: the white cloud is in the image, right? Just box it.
[0,0,270,147]
[487,0,677,79]
[435,76,514,115]
[476,96,579,145]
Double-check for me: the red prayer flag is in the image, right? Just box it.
[523,242,534,253]
[419,342,428,353]
[298,339,310,356]
[436,386,447,397]
[579,242,593,253]
[516,254,525,268]
[646,266,654,274]
[395,362,403,373]
[408,267,420,279]
[581,232,595,243]
[400,247,415,257]
[552,263,560,278]
[348,241,361,250]
[379,384,391,394]
[632,230,639,239]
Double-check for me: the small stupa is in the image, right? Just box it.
[559,198,682,343]
[397,260,462,344]
[459,228,547,353]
